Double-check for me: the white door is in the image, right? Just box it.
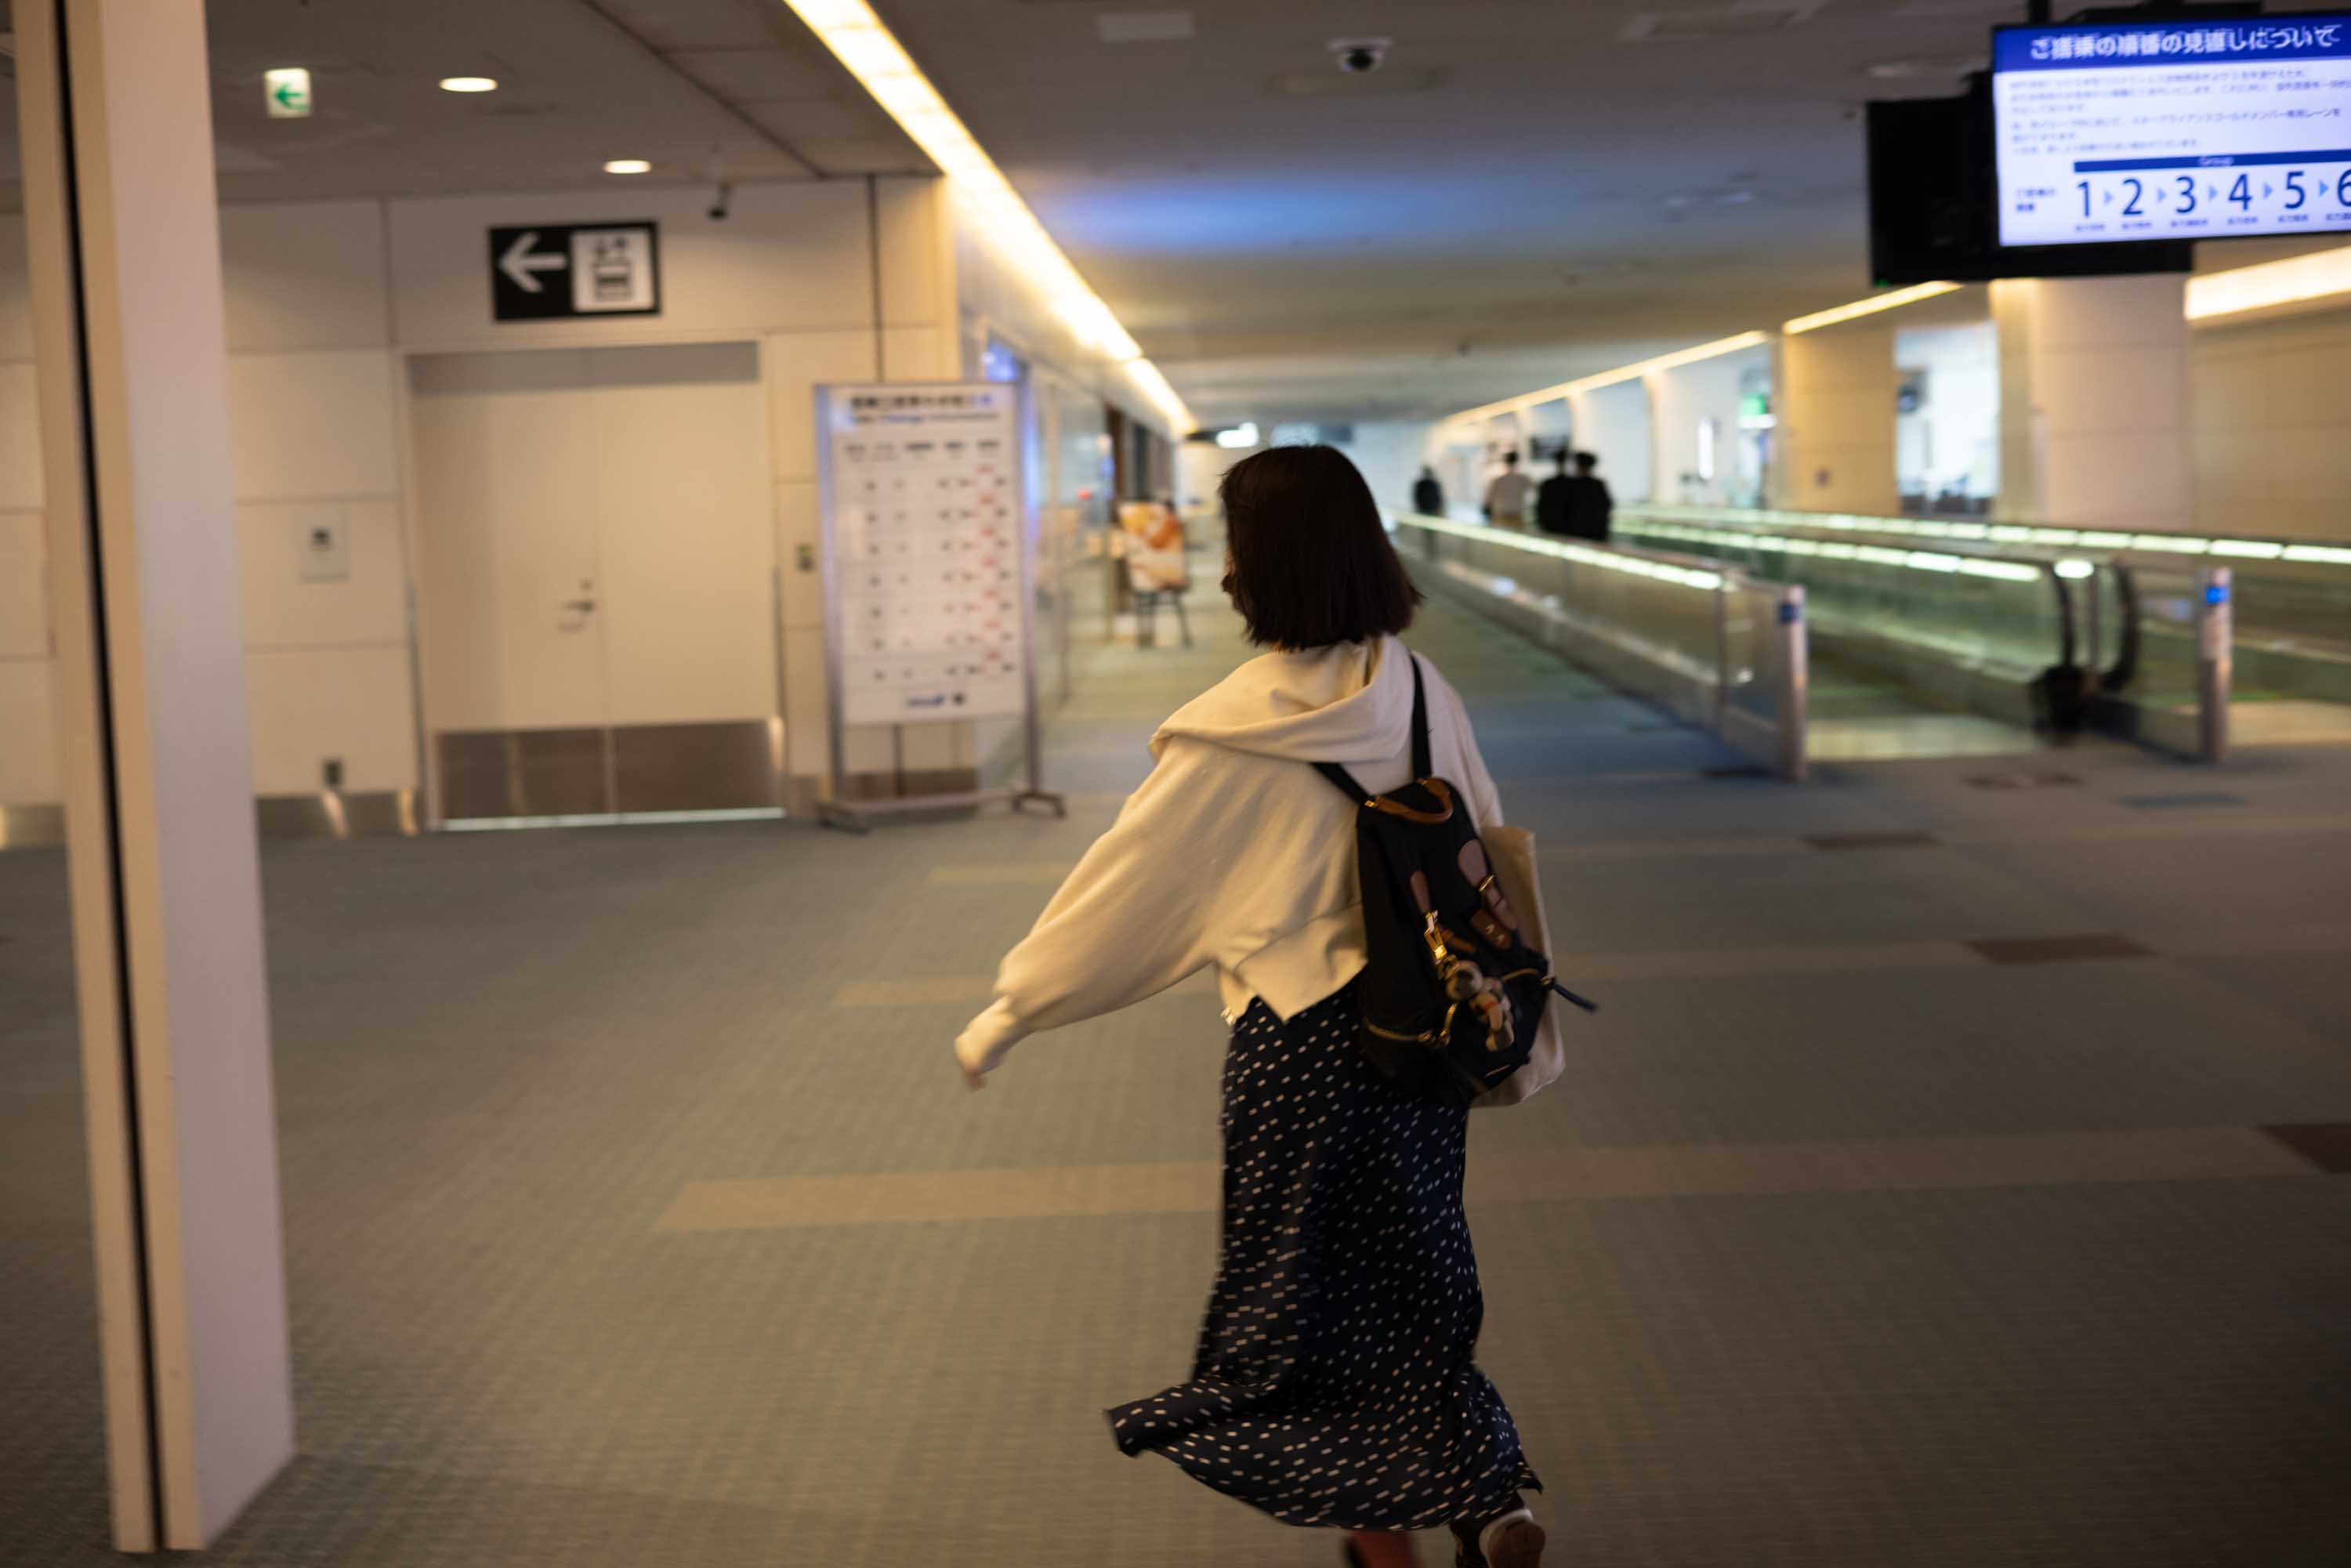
[408,342,776,821]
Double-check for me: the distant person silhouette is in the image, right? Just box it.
[1534,453,1576,538]
[1412,464,1445,517]
[1545,451,1610,543]
[1482,450,1532,529]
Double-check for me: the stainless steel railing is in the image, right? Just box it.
[1613,502,2351,759]
[1390,514,1809,780]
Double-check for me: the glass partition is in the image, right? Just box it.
[1392,516,1806,777]
[2105,561,2213,756]
[1403,520,1725,686]
[1723,579,1796,724]
[1621,514,2069,678]
[0,205,108,1551]
[1621,502,2351,719]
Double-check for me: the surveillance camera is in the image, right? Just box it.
[708,179,734,221]
[1330,37,1390,74]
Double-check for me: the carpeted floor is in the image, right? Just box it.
[4,577,2349,1566]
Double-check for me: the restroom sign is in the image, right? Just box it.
[488,222,661,320]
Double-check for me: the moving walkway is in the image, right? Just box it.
[1390,504,2272,775]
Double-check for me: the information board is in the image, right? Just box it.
[1994,16,2351,247]
[818,382,1027,729]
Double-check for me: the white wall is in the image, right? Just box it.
[2191,302,2351,541]
[1569,380,1654,504]
[1894,321,2001,507]
[1335,421,1436,514]
[2,176,978,811]
[1171,422,1437,523]
[217,203,411,796]
[1177,436,1247,516]
[1647,348,1763,506]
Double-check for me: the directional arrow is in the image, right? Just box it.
[2265,183,2276,198]
[2104,189,2116,206]
[273,81,301,107]
[498,230,566,294]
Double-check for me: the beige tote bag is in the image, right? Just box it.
[1473,824,1568,1110]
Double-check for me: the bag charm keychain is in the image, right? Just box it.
[1424,913,1516,1052]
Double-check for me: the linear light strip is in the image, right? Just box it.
[1623,516,2048,582]
[1624,502,2331,566]
[778,0,1194,433]
[1444,284,1965,429]
[1447,331,1771,426]
[1395,512,1725,590]
[1780,280,1963,335]
[1450,248,2351,436]
[2186,244,2351,321]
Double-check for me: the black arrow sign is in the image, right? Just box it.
[487,221,661,321]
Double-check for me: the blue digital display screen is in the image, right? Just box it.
[1991,15,2351,246]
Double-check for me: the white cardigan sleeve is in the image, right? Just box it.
[955,738,1233,1077]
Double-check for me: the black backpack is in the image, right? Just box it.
[1314,654,1596,1107]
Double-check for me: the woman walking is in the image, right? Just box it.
[955,445,1546,1568]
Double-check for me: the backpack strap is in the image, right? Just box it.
[1407,650,1431,780]
[1313,761,1370,804]
[1313,646,1429,805]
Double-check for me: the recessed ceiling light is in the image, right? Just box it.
[603,158,652,175]
[1096,11,1194,44]
[439,76,498,93]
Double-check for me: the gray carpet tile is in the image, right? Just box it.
[5,585,2350,1565]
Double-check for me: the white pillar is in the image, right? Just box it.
[16,0,294,1550]
[1991,274,2193,531]
[1775,324,1900,515]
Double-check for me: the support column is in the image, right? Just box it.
[1991,273,2193,531]
[1774,323,1900,515]
[16,0,294,1550]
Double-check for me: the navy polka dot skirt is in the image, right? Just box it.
[1106,982,1541,1530]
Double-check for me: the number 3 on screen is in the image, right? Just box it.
[2175,176,2196,215]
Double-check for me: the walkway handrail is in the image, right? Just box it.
[1389,512,1809,780]
[1619,501,2351,566]
[1610,506,2275,761]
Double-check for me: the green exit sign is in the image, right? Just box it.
[265,67,312,119]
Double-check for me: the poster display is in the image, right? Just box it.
[1118,499,1191,593]
[819,383,1027,728]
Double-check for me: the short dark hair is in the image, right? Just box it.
[1574,450,1599,473]
[1219,444,1422,650]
